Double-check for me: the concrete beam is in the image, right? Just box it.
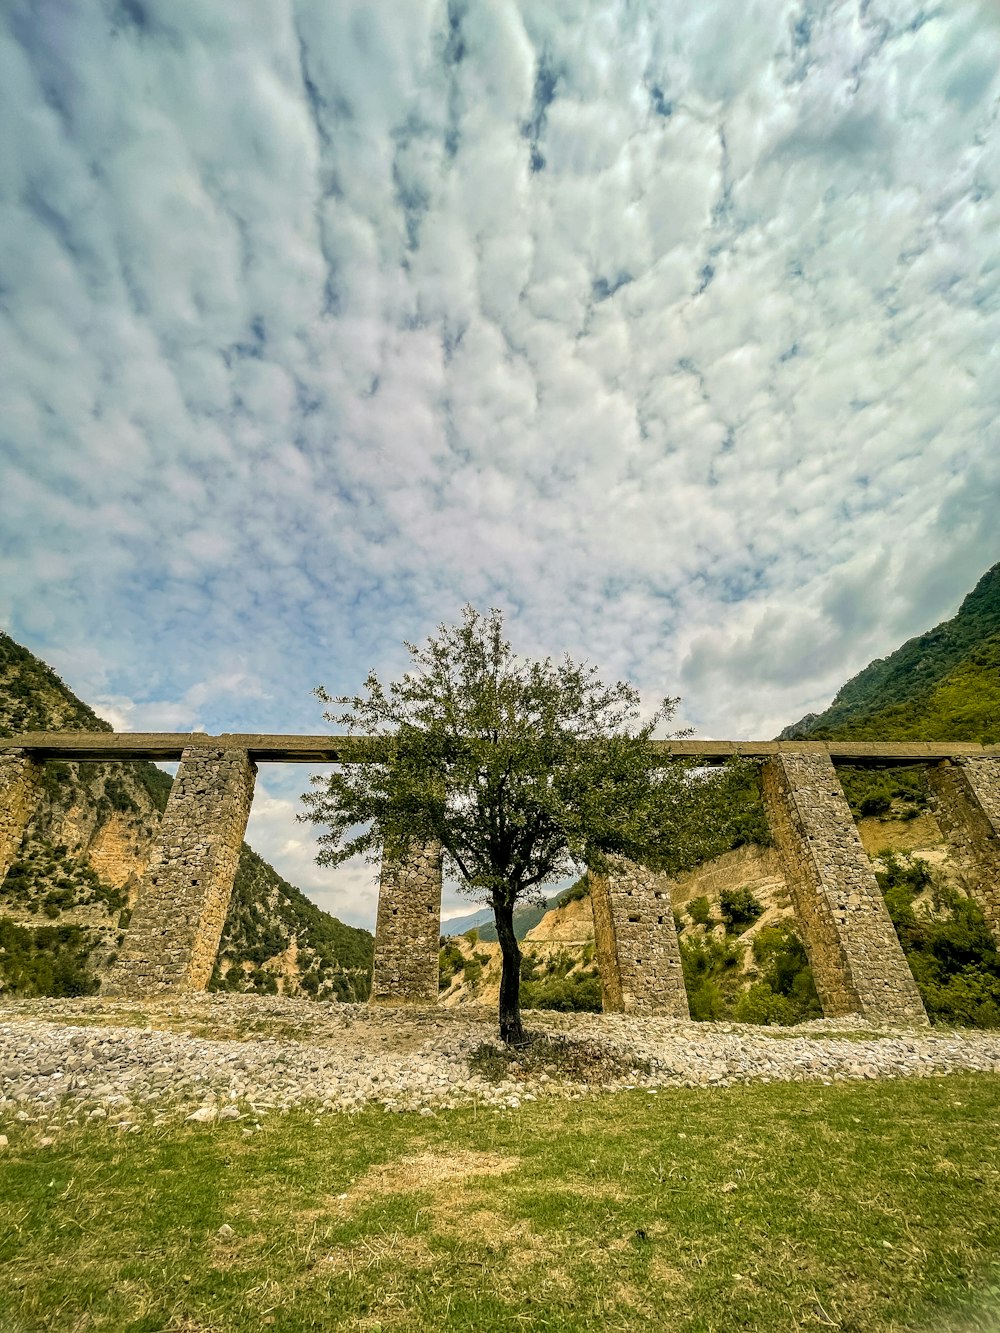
[1,732,996,766]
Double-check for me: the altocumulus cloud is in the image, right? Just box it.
[1,0,999,924]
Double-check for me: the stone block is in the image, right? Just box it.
[928,758,1000,945]
[370,842,442,1005]
[762,753,926,1025]
[104,747,256,997]
[590,855,689,1017]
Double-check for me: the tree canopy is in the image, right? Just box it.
[301,607,758,1042]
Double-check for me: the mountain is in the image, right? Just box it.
[0,632,373,999]
[780,561,1000,742]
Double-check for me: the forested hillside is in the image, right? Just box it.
[0,632,372,999]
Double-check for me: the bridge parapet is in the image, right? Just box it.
[1,731,997,765]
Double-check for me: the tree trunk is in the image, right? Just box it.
[493,894,526,1045]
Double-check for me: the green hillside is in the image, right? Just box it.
[781,561,1000,741]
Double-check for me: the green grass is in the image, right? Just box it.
[2,1076,1000,1331]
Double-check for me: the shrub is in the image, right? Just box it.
[439,942,465,990]
[520,971,602,1013]
[680,934,744,1021]
[750,923,822,1022]
[734,983,798,1026]
[719,888,763,934]
[687,896,713,927]
[0,921,100,997]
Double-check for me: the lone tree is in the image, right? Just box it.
[301,607,753,1044]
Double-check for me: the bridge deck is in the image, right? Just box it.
[0,732,997,766]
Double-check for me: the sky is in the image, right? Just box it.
[2,0,999,928]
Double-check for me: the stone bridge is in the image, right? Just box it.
[2,733,999,1025]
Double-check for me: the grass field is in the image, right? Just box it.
[2,1074,1000,1332]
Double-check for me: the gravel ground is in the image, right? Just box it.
[2,993,1000,1139]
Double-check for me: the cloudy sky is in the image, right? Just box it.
[2,0,998,926]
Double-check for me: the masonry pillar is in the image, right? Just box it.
[762,753,926,1025]
[928,759,1000,946]
[369,841,443,1005]
[0,752,44,885]
[590,855,689,1017]
[104,747,255,997]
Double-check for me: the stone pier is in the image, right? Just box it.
[369,842,443,1005]
[590,855,689,1017]
[762,753,927,1024]
[104,747,256,997]
[928,758,1000,945]
[0,752,43,884]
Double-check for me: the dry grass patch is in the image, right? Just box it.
[347,1149,519,1204]
[318,1232,435,1276]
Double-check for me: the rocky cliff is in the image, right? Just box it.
[0,632,373,998]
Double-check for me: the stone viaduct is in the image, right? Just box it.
[1,733,999,1025]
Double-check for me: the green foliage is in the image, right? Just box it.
[687,895,713,927]
[520,972,602,1012]
[555,875,591,906]
[519,948,602,1012]
[301,607,737,892]
[0,632,110,736]
[0,920,100,996]
[876,854,1000,1027]
[680,934,744,1020]
[743,923,822,1023]
[438,941,466,990]
[719,887,764,934]
[132,762,174,815]
[2,841,126,919]
[680,918,821,1025]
